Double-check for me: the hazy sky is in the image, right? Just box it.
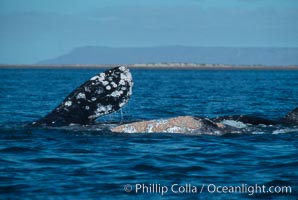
[0,0,297,64]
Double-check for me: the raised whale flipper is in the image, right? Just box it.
[32,66,133,126]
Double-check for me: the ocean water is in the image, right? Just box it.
[0,68,297,199]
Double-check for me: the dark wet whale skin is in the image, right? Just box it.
[32,66,133,126]
[212,107,298,126]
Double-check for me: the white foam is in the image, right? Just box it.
[252,131,265,135]
[272,128,298,134]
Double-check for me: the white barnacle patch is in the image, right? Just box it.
[85,106,90,110]
[111,82,117,88]
[64,101,72,107]
[119,101,127,108]
[90,73,104,80]
[155,119,168,125]
[128,81,133,87]
[127,87,133,95]
[110,90,122,97]
[120,73,128,81]
[120,71,132,82]
[119,66,126,71]
[106,85,111,90]
[146,124,154,133]
[98,76,105,82]
[90,75,99,81]
[106,105,113,111]
[121,86,127,91]
[119,80,125,86]
[95,104,113,114]
[102,81,109,86]
[91,97,97,101]
[165,126,185,133]
[96,106,107,114]
[76,92,86,100]
[126,72,132,80]
[123,125,137,133]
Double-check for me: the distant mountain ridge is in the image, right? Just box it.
[39,46,298,66]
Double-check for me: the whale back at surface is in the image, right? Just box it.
[33,66,133,126]
[212,115,277,125]
[211,106,298,126]
[282,107,298,124]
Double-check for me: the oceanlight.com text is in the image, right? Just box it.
[124,183,292,196]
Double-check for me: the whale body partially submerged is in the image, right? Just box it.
[111,116,243,135]
[32,66,298,135]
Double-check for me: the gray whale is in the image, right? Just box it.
[32,66,298,135]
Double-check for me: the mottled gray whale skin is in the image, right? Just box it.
[111,116,242,135]
[111,108,298,135]
[32,66,133,126]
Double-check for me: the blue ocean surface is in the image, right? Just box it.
[0,68,297,199]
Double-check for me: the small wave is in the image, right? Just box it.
[26,157,85,165]
[272,128,298,134]
[0,146,39,153]
[252,131,265,135]
[0,184,29,194]
[0,158,18,164]
[131,164,162,172]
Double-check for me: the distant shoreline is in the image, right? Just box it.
[1,64,298,70]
